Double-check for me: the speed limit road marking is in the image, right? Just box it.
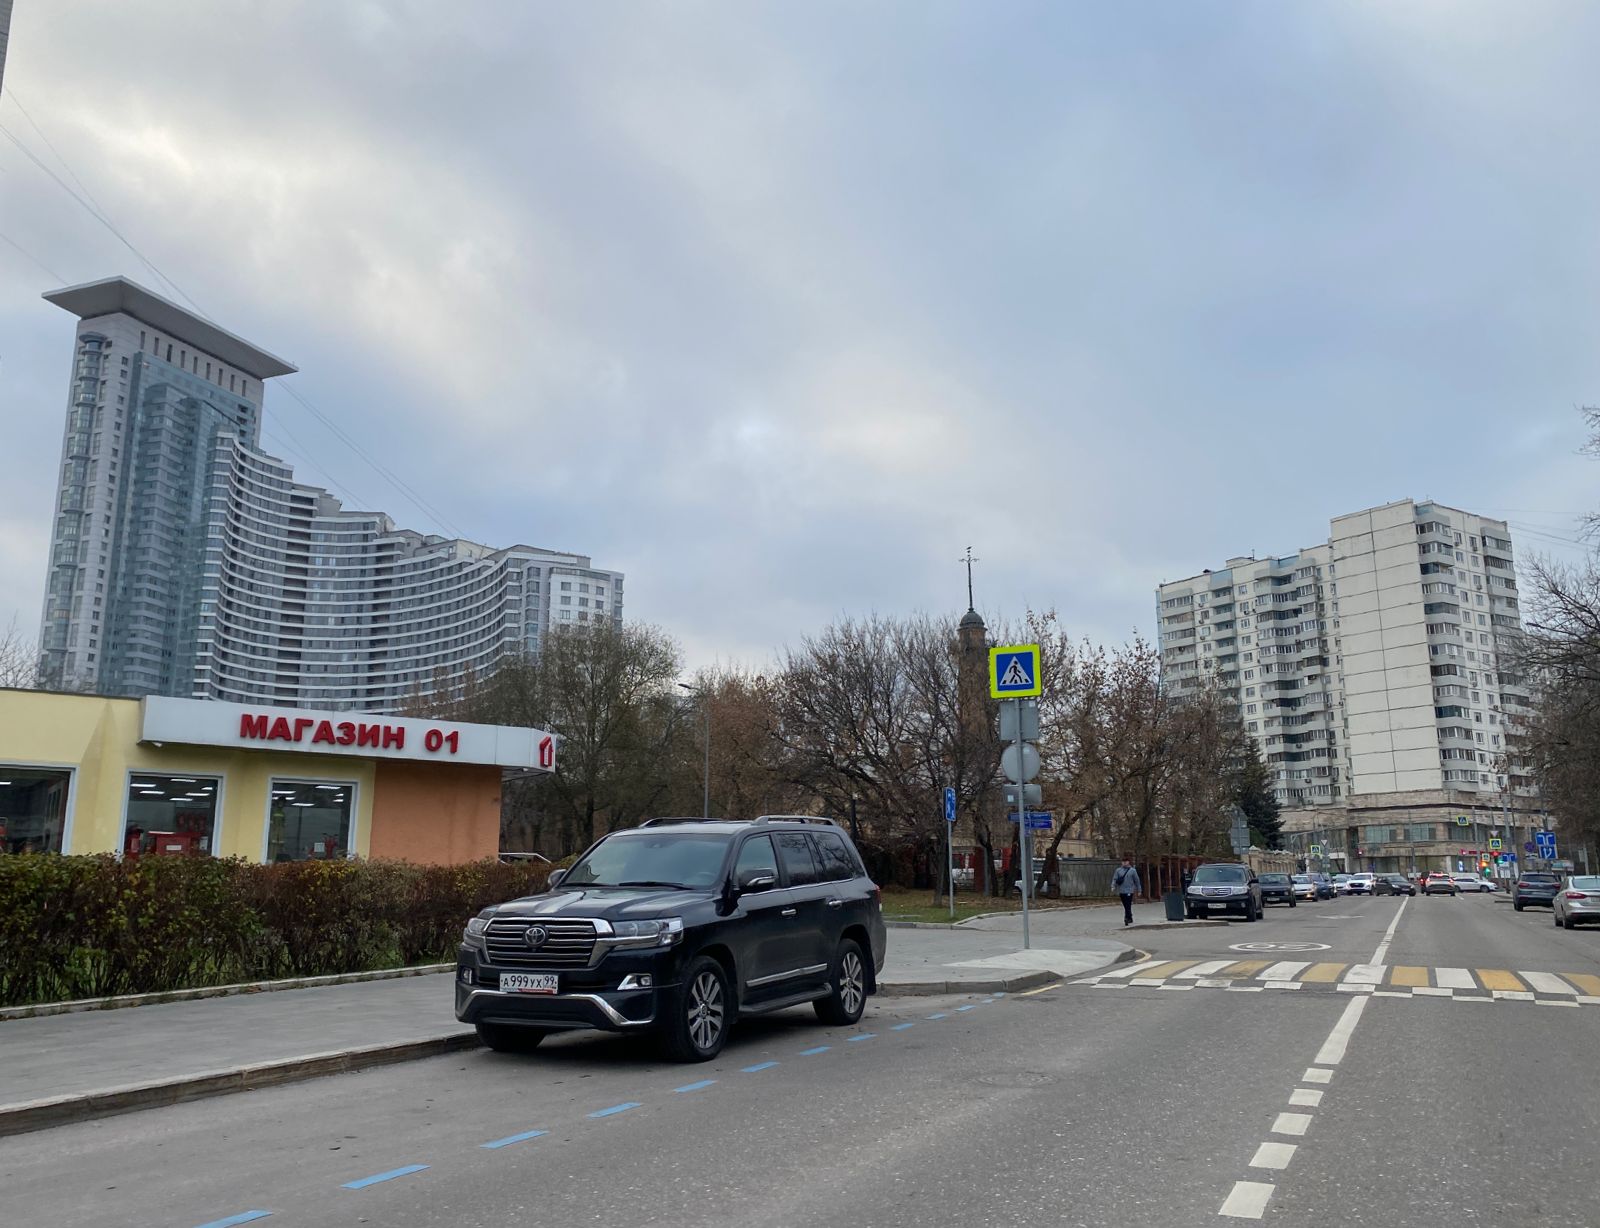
[1229,942,1333,953]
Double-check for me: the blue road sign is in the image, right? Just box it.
[989,644,1042,699]
[943,787,957,824]
[1535,831,1558,858]
[1524,841,1535,853]
[1009,811,1053,830]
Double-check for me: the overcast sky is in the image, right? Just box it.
[2,1,1597,673]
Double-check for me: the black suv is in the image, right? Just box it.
[1258,873,1297,908]
[1184,863,1264,921]
[455,816,887,1062]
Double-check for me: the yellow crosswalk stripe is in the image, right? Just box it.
[1220,960,1273,977]
[1299,963,1347,983]
[1564,973,1600,996]
[1135,961,1201,980]
[1477,969,1525,992]
[1389,966,1430,987]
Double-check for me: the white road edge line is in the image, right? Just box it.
[1313,994,1370,1066]
[1370,895,1408,965]
[1219,1180,1276,1219]
[1289,1088,1324,1107]
[1302,1067,1333,1084]
[1271,1112,1313,1137]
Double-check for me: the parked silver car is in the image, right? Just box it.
[1553,875,1600,929]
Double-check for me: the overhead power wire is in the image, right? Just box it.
[0,229,64,282]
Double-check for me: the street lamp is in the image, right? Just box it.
[677,682,710,818]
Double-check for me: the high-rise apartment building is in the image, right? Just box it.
[1157,499,1535,814]
[38,276,622,710]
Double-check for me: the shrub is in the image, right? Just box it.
[0,854,550,1008]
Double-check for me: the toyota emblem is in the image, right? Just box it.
[524,925,549,949]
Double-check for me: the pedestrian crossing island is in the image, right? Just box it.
[1075,959,1600,1004]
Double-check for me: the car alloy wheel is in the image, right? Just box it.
[816,938,869,1025]
[686,968,726,1052]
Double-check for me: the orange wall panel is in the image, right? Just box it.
[368,760,501,864]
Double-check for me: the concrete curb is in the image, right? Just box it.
[0,1032,481,1138]
[0,964,454,1023]
[878,941,1138,997]
[1123,920,1230,931]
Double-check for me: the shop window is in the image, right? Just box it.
[125,774,220,856]
[0,767,73,854]
[267,780,354,861]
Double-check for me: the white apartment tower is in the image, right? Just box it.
[1157,499,1534,811]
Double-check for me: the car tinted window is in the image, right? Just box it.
[734,835,778,888]
[1522,874,1558,883]
[1193,865,1247,884]
[564,832,731,888]
[775,831,822,886]
[1260,874,1290,884]
[810,831,857,881]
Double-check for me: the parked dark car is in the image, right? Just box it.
[1259,873,1297,908]
[1184,863,1264,921]
[455,816,887,1062]
[1375,874,1415,896]
[1513,872,1561,911]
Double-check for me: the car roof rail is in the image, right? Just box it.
[753,814,839,828]
[638,816,722,828]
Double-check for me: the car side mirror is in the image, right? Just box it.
[737,867,778,893]
[546,868,567,890]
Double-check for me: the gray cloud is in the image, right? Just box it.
[2,1,1597,674]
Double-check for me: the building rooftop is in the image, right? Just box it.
[43,276,298,380]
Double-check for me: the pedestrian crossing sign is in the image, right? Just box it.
[989,644,1042,699]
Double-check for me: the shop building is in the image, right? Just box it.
[0,688,555,864]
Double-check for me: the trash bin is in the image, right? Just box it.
[1163,890,1185,922]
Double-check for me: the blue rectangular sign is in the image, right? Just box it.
[1008,811,1053,829]
[943,786,957,823]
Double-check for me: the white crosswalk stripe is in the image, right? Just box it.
[1097,960,1163,979]
[1344,963,1387,985]
[1520,971,1578,995]
[1174,960,1235,979]
[1434,967,1476,990]
[1258,961,1311,981]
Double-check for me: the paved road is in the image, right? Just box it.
[4,893,1595,1227]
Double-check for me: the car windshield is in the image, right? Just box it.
[1292,875,1311,883]
[563,832,732,889]
[1260,875,1290,884]
[1333,874,1351,881]
[1194,865,1247,884]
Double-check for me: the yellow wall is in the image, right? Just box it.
[0,690,374,859]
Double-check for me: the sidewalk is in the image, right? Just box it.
[959,897,1211,936]
[0,927,1130,1135]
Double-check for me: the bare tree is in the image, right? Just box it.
[0,619,41,690]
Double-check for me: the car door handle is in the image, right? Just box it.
[826,898,844,908]
[781,908,797,917]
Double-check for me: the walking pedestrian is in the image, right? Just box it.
[1112,856,1141,927]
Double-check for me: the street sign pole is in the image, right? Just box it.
[1015,696,1030,951]
[944,786,956,921]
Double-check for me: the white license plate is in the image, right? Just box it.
[500,973,559,995]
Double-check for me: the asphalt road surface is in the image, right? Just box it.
[4,893,1596,1227]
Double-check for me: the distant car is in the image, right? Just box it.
[1309,874,1336,900]
[1185,863,1264,921]
[1423,872,1458,896]
[1345,873,1377,896]
[498,851,553,865]
[1553,875,1600,929]
[1290,874,1319,902]
[1331,874,1354,896]
[1375,874,1415,897]
[1259,873,1297,908]
[1514,872,1561,911]
[1451,874,1492,894]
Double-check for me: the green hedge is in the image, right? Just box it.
[0,855,551,1009]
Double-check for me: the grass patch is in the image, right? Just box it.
[879,888,1109,924]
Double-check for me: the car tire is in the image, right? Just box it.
[475,1022,548,1053]
[1244,899,1258,922]
[660,955,731,1063]
[815,938,868,1026]
[1563,913,1576,930]
[1514,902,1524,912]
[1289,898,1297,908]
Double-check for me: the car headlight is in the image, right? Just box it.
[463,915,491,942]
[612,917,684,947]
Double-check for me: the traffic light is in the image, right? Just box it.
[1479,858,1490,872]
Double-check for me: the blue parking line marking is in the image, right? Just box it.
[927,1012,948,1020]
[800,1045,831,1056]
[846,1033,876,1042]
[742,1061,779,1073]
[341,1165,429,1190]
[590,1102,642,1118]
[674,1079,717,1093]
[956,1004,977,1012]
[193,1214,272,1228]
[481,1129,548,1150]
[891,1022,915,1031]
